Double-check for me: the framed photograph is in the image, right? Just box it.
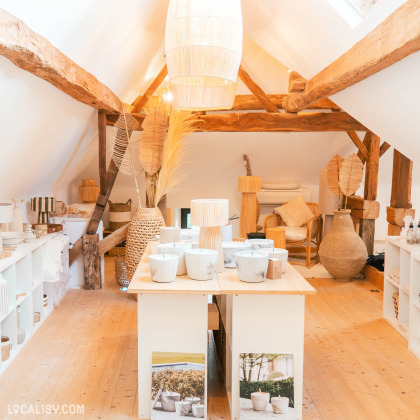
[239,353,295,419]
[151,351,206,419]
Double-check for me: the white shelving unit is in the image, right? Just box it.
[0,233,69,375]
[384,236,420,358]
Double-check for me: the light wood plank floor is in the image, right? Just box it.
[0,258,419,419]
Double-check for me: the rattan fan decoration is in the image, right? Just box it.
[326,154,344,197]
[107,111,144,206]
[339,153,364,207]
[140,97,169,175]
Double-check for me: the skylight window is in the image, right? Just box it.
[328,0,385,27]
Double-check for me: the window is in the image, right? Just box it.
[348,0,384,16]
[328,0,385,27]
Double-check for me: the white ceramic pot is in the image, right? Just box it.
[185,249,218,281]
[185,397,201,407]
[222,242,253,268]
[149,254,178,283]
[235,251,269,283]
[246,238,274,250]
[160,391,181,411]
[160,227,181,243]
[175,401,191,416]
[157,242,192,275]
[221,224,233,242]
[260,248,288,273]
[251,391,270,411]
[271,396,289,414]
[192,403,205,418]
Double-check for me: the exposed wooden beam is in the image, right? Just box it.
[282,1,420,112]
[391,149,413,208]
[98,110,107,196]
[193,112,367,132]
[347,131,369,162]
[380,141,391,157]
[0,8,123,113]
[131,64,168,113]
[357,132,372,164]
[98,224,129,256]
[106,112,145,126]
[360,132,380,255]
[83,234,101,290]
[238,66,280,113]
[232,94,340,111]
[288,71,306,93]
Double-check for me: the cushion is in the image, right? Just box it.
[284,226,307,241]
[274,196,315,227]
[261,181,301,190]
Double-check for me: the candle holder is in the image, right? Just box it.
[157,242,192,275]
[159,226,181,243]
[191,199,229,273]
[185,249,218,281]
[148,254,178,283]
[259,248,288,273]
[235,251,268,283]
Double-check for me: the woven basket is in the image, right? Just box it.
[126,207,165,280]
[392,292,399,320]
[109,199,132,231]
[115,256,129,287]
[1,336,11,362]
[34,312,41,323]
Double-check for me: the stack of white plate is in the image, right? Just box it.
[2,232,25,245]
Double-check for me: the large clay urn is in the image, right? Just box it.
[319,210,367,281]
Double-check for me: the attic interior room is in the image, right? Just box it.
[0,0,420,419]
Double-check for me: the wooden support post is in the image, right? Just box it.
[238,176,261,239]
[387,149,414,235]
[98,109,107,196]
[359,132,380,254]
[82,234,101,290]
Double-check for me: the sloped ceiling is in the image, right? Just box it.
[0,0,416,206]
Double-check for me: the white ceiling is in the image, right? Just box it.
[0,0,417,205]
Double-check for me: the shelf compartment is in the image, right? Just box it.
[15,255,32,295]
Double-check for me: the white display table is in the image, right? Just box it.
[128,243,315,420]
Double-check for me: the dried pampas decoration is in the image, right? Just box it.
[151,110,198,207]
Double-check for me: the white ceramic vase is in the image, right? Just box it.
[192,403,205,418]
[149,254,178,283]
[235,251,269,283]
[260,248,288,273]
[246,238,274,250]
[175,401,191,416]
[157,242,192,275]
[185,249,218,281]
[185,397,201,407]
[222,242,253,268]
[221,224,233,242]
[160,227,181,243]
[160,391,181,411]
[271,396,289,414]
[251,391,270,411]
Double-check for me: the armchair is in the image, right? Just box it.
[264,202,323,268]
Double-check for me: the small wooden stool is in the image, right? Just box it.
[265,227,286,249]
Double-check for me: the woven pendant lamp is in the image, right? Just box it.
[165,0,242,109]
[169,83,237,111]
[191,199,229,273]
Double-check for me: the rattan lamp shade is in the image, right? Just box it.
[191,199,229,227]
[191,199,228,273]
[169,83,237,111]
[165,0,242,109]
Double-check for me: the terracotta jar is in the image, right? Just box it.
[319,210,367,281]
